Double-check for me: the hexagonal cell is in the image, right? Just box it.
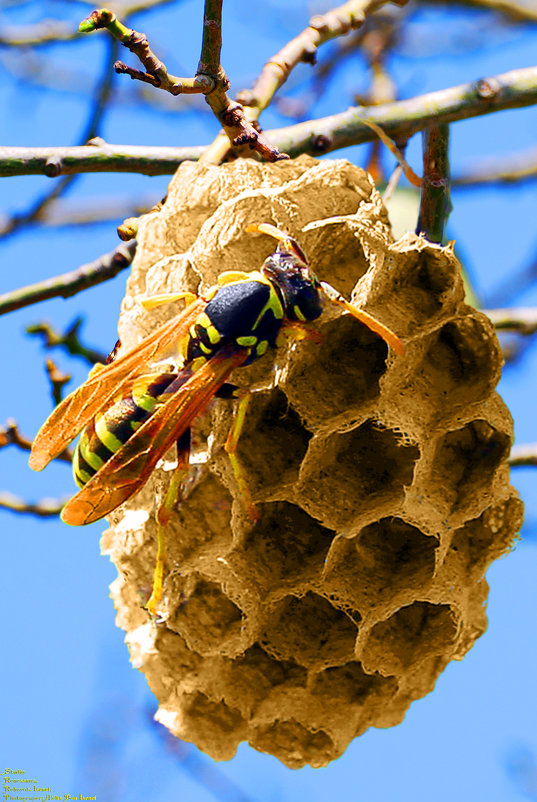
[302,220,372,296]
[177,691,246,760]
[251,718,337,769]
[310,661,397,707]
[167,578,243,653]
[432,420,511,513]
[325,517,437,608]
[419,316,500,406]
[261,591,359,669]
[222,644,308,716]
[382,243,461,327]
[299,421,420,529]
[235,387,311,495]
[449,496,523,578]
[282,314,389,425]
[361,601,458,675]
[165,473,233,567]
[230,501,334,593]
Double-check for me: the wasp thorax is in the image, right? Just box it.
[105,156,522,770]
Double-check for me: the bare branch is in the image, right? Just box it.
[508,444,537,467]
[0,492,67,518]
[0,240,136,315]
[416,124,452,243]
[0,0,177,46]
[484,306,537,334]
[0,419,72,464]
[453,147,537,186]
[26,318,108,366]
[3,65,537,175]
[45,360,72,407]
[78,5,289,161]
[424,0,537,24]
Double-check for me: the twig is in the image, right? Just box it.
[80,5,288,161]
[0,492,67,518]
[26,318,108,366]
[45,359,72,407]
[0,240,136,315]
[205,0,409,163]
[508,444,537,467]
[416,123,451,243]
[452,147,537,187]
[3,65,537,175]
[424,0,537,24]
[0,419,73,464]
[0,35,118,240]
[483,306,537,334]
[0,0,177,46]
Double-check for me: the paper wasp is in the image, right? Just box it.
[29,223,405,616]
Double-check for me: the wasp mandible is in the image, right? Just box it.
[30,223,405,615]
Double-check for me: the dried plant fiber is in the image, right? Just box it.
[102,156,523,768]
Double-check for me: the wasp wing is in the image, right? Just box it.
[29,298,206,471]
[61,345,248,526]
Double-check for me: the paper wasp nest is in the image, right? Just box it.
[102,156,522,768]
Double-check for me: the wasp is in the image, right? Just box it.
[29,223,405,615]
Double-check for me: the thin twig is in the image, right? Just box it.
[205,0,409,163]
[26,318,108,366]
[452,147,537,187]
[0,419,73,463]
[508,444,537,467]
[45,359,72,407]
[0,492,67,518]
[424,0,537,24]
[0,35,119,240]
[484,307,537,334]
[0,240,136,315]
[80,4,288,161]
[0,0,177,46]
[3,65,537,175]
[416,123,451,243]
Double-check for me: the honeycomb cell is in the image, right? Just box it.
[432,419,511,514]
[419,316,501,407]
[325,517,438,609]
[361,601,459,675]
[448,496,523,579]
[251,719,336,769]
[281,314,389,425]
[167,578,243,654]
[261,591,359,669]
[234,387,311,496]
[222,644,308,716]
[301,218,372,296]
[299,421,420,529]
[176,691,246,760]
[228,501,333,594]
[310,661,397,706]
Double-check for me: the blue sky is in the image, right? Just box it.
[1,2,536,801]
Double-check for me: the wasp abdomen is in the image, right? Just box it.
[73,369,178,488]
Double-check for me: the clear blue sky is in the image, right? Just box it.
[1,2,536,801]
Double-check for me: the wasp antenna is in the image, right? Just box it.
[321,281,406,357]
[246,223,307,263]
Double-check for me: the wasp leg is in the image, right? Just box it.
[146,428,191,617]
[224,391,260,524]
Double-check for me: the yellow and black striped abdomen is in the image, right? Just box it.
[73,369,178,488]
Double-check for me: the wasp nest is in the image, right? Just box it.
[102,155,523,768]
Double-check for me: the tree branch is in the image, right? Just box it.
[79,4,288,161]
[2,65,537,176]
[0,492,67,518]
[508,444,537,467]
[484,306,537,334]
[416,123,451,243]
[0,240,136,315]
